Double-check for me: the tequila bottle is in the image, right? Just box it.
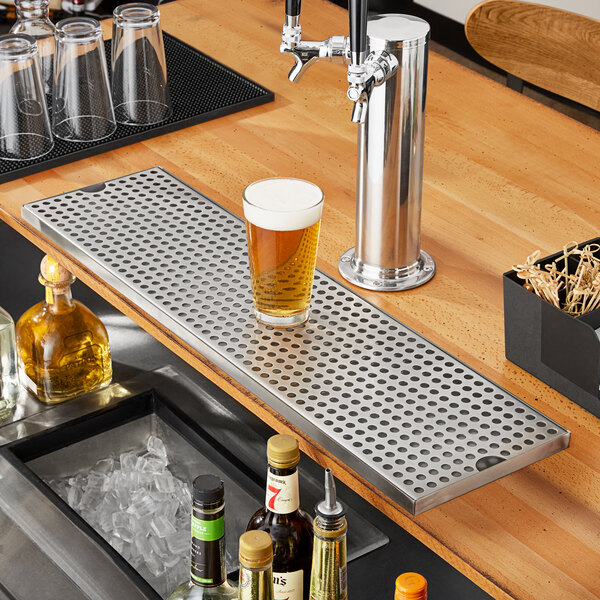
[10,0,55,96]
[167,475,238,600]
[15,255,112,403]
[246,435,313,600]
[0,306,18,421]
[239,530,274,600]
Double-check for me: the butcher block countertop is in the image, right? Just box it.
[1,0,599,598]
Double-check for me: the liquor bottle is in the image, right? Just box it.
[10,0,55,96]
[395,573,427,600]
[0,306,18,421]
[167,475,238,600]
[239,531,275,600]
[308,469,347,600]
[246,435,313,600]
[15,255,112,404]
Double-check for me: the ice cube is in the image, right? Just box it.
[92,458,115,474]
[120,451,138,472]
[67,485,82,508]
[163,554,180,569]
[148,534,170,559]
[150,515,177,538]
[157,499,179,521]
[87,471,108,491]
[68,473,87,489]
[141,456,168,474]
[154,472,175,493]
[134,533,153,557]
[145,552,166,577]
[112,511,135,542]
[165,532,189,556]
[147,435,167,459]
[127,494,155,518]
[79,488,102,511]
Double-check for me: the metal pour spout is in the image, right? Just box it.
[316,468,344,518]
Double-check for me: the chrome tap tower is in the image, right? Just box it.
[281,0,435,291]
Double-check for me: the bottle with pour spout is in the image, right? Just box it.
[309,469,347,600]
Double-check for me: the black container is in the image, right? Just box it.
[503,237,600,418]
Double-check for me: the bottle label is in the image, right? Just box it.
[190,512,225,586]
[273,569,303,600]
[265,470,299,514]
[192,515,225,541]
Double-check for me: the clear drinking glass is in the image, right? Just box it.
[112,3,171,126]
[10,0,55,97]
[243,178,324,327]
[52,17,116,142]
[0,33,54,161]
[0,306,18,422]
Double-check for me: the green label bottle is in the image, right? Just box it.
[167,475,237,600]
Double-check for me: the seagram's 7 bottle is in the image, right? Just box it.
[246,435,313,600]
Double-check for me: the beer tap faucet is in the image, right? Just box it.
[281,1,436,291]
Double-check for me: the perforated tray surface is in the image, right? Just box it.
[0,34,273,184]
[22,167,570,514]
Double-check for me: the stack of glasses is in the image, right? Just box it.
[0,0,172,161]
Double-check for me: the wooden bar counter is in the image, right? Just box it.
[1,1,599,598]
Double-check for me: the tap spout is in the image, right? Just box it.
[281,36,348,82]
[347,51,398,123]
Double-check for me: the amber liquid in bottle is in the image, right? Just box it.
[246,435,313,600]
[16,257,112,403]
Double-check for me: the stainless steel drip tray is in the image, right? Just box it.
[21,167,571,515]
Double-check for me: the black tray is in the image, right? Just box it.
[0,32,274,184]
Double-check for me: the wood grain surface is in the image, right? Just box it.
[465,0,600,110]
[1,1,600,599]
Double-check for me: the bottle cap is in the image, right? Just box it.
[40,255,75,289]
[267,434,300,469]
[192,474,224,505]
[395,573,427,600]
[239,530,273,569]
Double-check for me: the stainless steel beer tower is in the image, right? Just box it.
[281,0,435,291]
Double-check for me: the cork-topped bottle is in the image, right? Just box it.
[15,255,112,403]
[246,434,313,600]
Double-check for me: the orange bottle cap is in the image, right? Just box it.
[395,572,427,600]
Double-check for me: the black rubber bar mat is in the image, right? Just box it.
[0,32,274,184]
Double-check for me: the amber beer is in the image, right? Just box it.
[243,178,324,327]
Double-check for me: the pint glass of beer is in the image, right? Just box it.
[243,178,324,327]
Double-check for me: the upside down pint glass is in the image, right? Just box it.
[243,178,324,327]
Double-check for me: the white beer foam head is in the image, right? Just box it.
[243,178,323,232]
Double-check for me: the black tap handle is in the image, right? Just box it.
[349,0,367,59]
[286,0,301,18]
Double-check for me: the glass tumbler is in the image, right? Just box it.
[10,0,55,97]
[0,33,53,161]
[112,3,171,126]
[52,17,116,142]
[243,178,324,327]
